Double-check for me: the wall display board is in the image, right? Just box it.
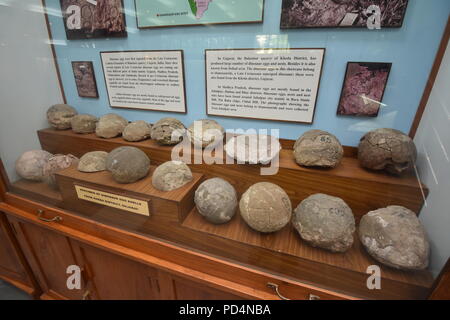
[135,0,264,28]
[280,0,409,29]
[337,62,392,117]
[100,50,187,113]
[59,0,127,39]
[205,48,325,124]
[71,61,99,98]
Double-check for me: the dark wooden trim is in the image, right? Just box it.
[0,158,10,202]
[428,258,450,300]
[41,0,67,104]
[0,212,42,299]
[71,61,99,98]
[134,0,265,29]
[336,62,392,118]
[205,48,326,124]
[409,15,450,138]
[99,50,188,114]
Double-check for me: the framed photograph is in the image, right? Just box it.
[337,62,392,117]
[135,0,264,29]
[280,0,409,29]
[205,48,325,124]
[100,50,187,113]
[72,61,99,98]
[60,0,127,40]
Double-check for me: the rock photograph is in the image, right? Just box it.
[337,62,391,117]
[71,61,98,98]
[280,0,409,28]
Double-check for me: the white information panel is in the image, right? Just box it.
[206,48,325,123]
[101,50,186,113]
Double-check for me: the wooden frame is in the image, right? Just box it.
[280,0,409,29]
[410,15,450,137]
[134,0,265,29]
[205,48,326,124]
[99,50,188,114]
[71,61,99,98]
[336,61,392,118]
[59,0,127,40]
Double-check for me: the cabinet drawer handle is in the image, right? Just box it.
[267,282,290,300]
[37,210,62,223]
[309,294,321,300]
[82,290,91,300]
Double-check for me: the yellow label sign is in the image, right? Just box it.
[75,185,150,216]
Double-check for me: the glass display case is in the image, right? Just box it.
[0,0,449,300]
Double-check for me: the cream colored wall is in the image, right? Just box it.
[0,0,63,181]
[415,40,450,277]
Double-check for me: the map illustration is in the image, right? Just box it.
[188,0,212,19]
[135,0,263,28]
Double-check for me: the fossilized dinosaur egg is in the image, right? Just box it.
[15,150,53,181]
[293,130,344,168]
[151,118,186,145]
[358,128,417,175]
[195,178,237,224]
[95,113,128,139]
[359,206,429,270]
[293,193,355,253]
[47,104,78,130]
[151,161,193,191]
[239,182,292,233]
[106,147,150,183]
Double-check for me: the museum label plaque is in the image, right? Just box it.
[205,48,325,123]
[75,185,150,216]
[100,50,187,113]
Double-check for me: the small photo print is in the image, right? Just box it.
[280,0,409,29]
[72,61,99,98]
[337,62,392,117]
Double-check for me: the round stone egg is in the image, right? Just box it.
[239,182,292,233]
[71,114,98,134]
[151,118,186,145]
[293,130,344,168]
[122,121,152,142]
[293,193,355,253]
[358,128,417,175]
[106,146,150,183]
[15,150,53,181]
[359,205,429,270]
[43,154,79,188]
[195,178,237,224]
[78,151,108,173]
[152,161,193,191]
[95,113,128,139]
[187,119,225,148]
[47,104,78,130]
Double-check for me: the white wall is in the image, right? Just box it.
[0,0,63,181]
[415,40,450,277]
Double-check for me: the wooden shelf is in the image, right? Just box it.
[182,207,433,289]
[10,179,62,207]
[38,128,428,222]
[56,165,203,222]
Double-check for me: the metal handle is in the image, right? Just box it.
[309,294,321,300]
[37,210,62,223]
[267,282,290,300]
[82,290,91,300]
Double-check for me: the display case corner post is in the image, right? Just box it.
[0,157,11,201]
[428,257,450,300]
[409,15,450,138]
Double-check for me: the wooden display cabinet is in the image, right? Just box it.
[0,129,448,300]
